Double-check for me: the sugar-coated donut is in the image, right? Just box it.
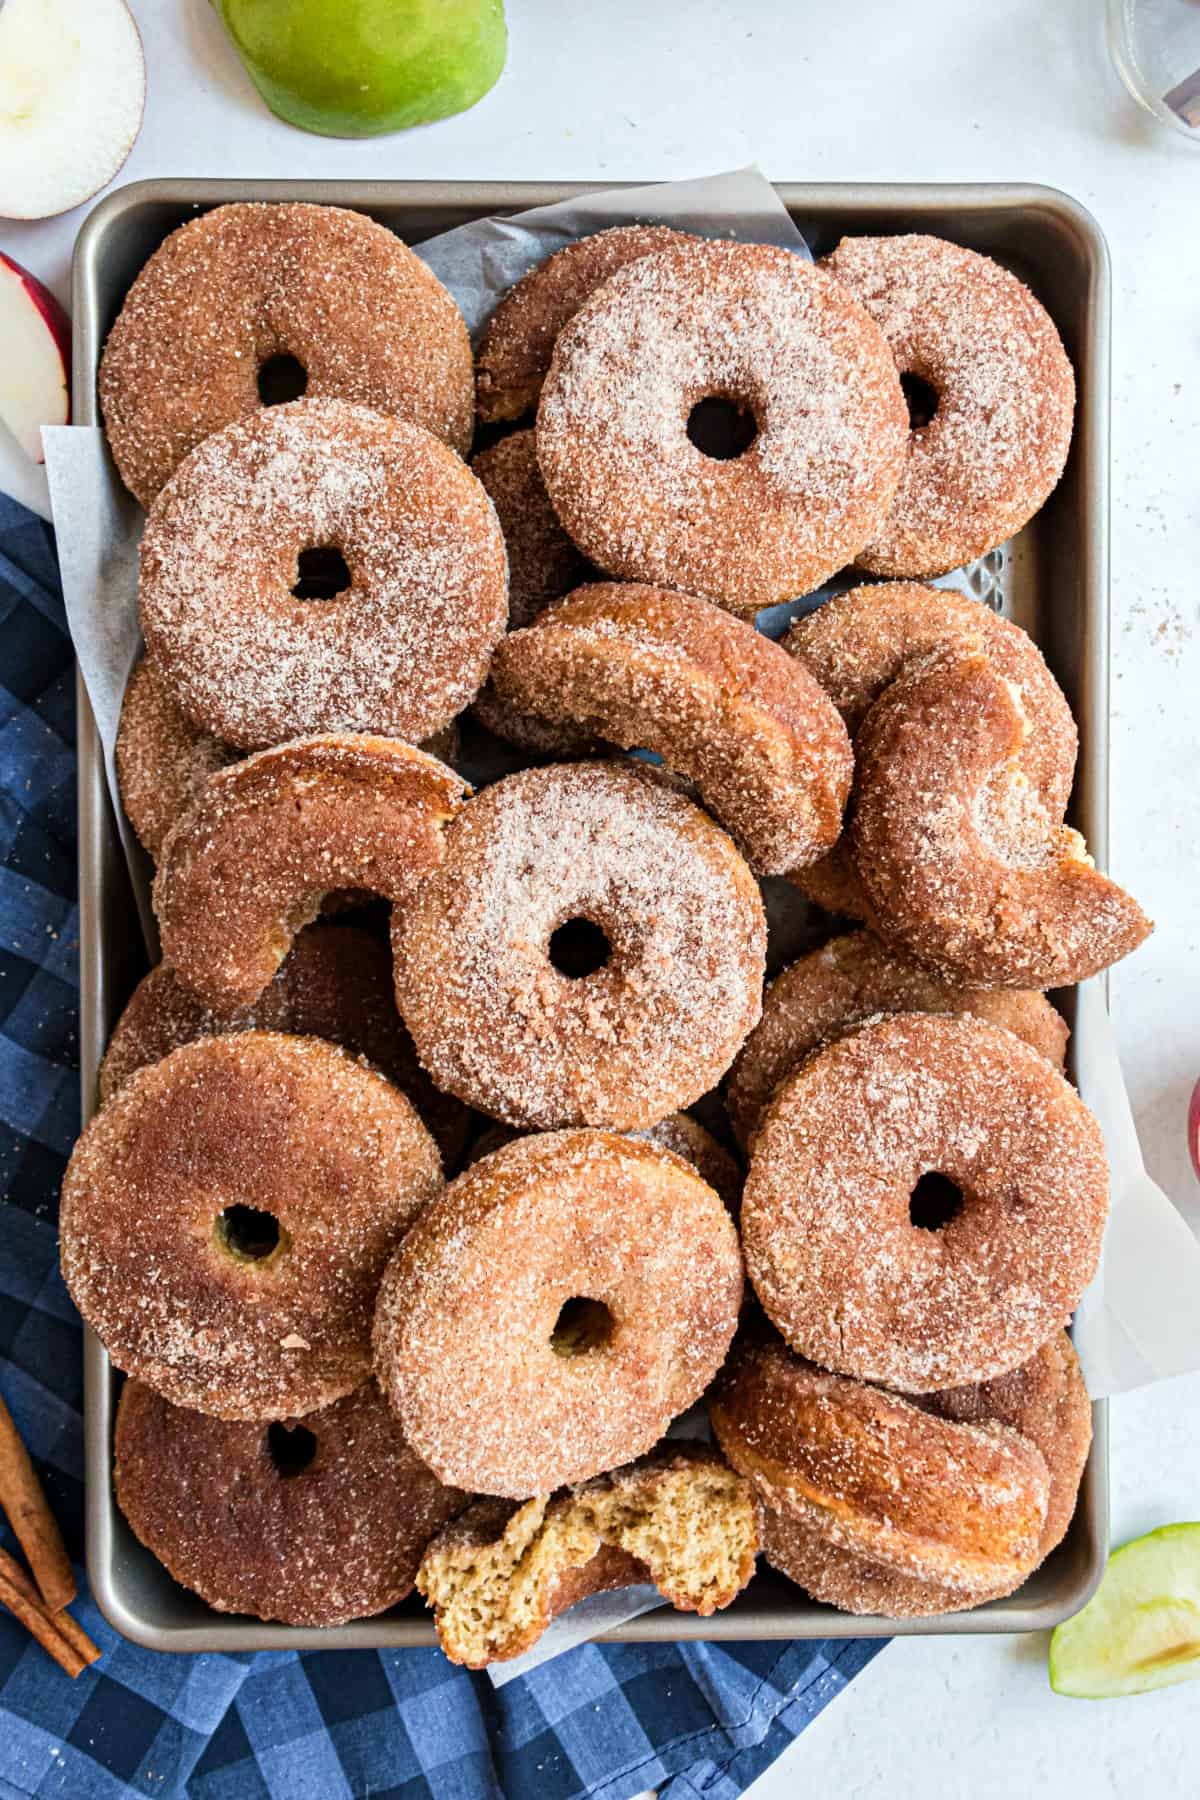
[115,659,234,860]
[784,581,1078,919]
[115,1378,464,1626]
[139,400,507,751]
[490,583,853,875]
[154,735,467,1013]
[470,428,595,752]
[821,235,1075,577]
[537,240,908,620]
[466,1111,743,1213]
[475,224,695,423]
[61,1033,443,1419]
[852,647,1152,987]
[725,930,1068,1149]
[374,1131,744,1496]
[393,762,766,1129]
[741,1012,1108,1391]
[99,202,473,507]
[417,1444,760,1666]
[711,1336,1050,1602]
[99,925,471,1168]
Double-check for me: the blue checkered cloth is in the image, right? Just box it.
[0,492,881,1799]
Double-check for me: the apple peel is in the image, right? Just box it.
[0,252,70,462]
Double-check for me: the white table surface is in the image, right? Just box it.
[4,1,1200,1791]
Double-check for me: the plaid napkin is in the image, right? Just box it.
[0,492,882,1799]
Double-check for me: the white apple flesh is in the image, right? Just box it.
[0,0,146,221]
[0,252,70,461]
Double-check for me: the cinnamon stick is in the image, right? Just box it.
[0,1548,98,1678]
[0,1391,75,1611]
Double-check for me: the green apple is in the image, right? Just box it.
[210,0,507,137]
[1049,1523,1200,1698]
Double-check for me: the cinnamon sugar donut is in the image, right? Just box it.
[99,926,471,1168]
[115,1378,464,1626]
[154,735,467,1013]
[821,235,1075,576]
[783,581,1079,918]
[466,1112,743,1213]
[711,1336,1051,1604]
[852,647,1152,987]
[741,1012,1108,1391]
[475,224,694,423]
[392,762,766,1129]
[725,930,1068,1149]
[100,202,473,507]
[469,428,594,752]
[61,1033,443,1419]
[139,401,507,751]
[373,1130,743,1495]
[490,584,853,874]
[115,659,235,859]
[537,240,908,620]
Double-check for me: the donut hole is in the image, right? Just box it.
[686,395,758,461]
[900,372,940,432]
[257,352,308,407]
[214,1203,289,1265]
[292,545,352,601]
[549,916,611,979]
[266,1421,317,1479]
[908,1171,964,1232]
[550,1297,614,1358]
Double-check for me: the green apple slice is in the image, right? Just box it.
[1050,1523,1200,1698]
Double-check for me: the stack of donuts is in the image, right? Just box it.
[58,201,1150,1660]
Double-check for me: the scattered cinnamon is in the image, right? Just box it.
[0,1548,99,1679]
[0,1391,75,1612]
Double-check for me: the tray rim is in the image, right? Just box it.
[72,176,1112,1653]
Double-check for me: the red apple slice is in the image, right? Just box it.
[0,253,70,462]
[0,0,146,221]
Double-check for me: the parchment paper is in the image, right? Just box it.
[40,167,1200,1672]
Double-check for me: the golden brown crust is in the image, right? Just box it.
[153,734,468,1013]
[61,1032,443,1419]
[100,202,473,507]
[711,1339,1049,1597]
[821,236,1075,577]
[374,1132,744,1496]
[115,659,235,859]
[465,1112,743,1213]
[491,583,853,875]
[475,225,695,423]
[537,240,908,620]
[99,926,471,1168]
[852,648,1152,987]
[740,1011,1109,1391]
[139,400,507,751]
[115,1379,465,1626]
[392,762,766,1130]
[417,1444,760,1666]
[725,929,1069,1149]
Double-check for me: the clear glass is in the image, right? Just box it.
[1108,0,1200,144]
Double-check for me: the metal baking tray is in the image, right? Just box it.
[73,179,1111,1652]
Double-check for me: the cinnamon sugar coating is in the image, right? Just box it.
[476,225,695,423]
[99,926,471,1168]
[466,1111,743,1213]
[822,235,1075,577]
[725,929,1068,1149]
[392,762,766,1129]
[417,1444,760,1666]
[851,648,1152,986]
[374,1131,744,1496]
[61,1033,443,1419]
[537,240,908,619]
[711,1337,1050,1601]
[741,1012,1108,1391]
[491,583,853,875]
[784,581,1078,918]
[116,659,235,859]
[153,734,468,1013]
[139,400,507,751]
[115,1378,464,1626]
[99,202,473,507]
